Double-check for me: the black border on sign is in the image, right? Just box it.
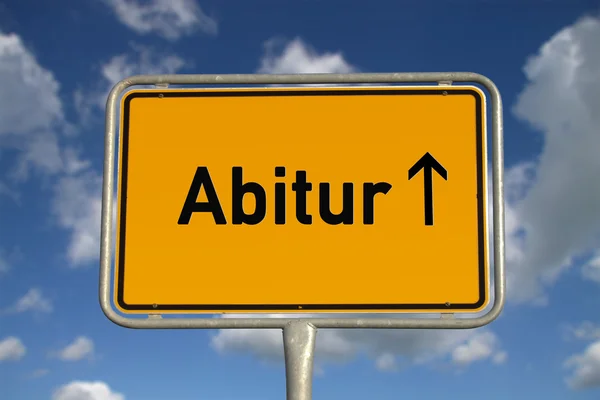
[116,88,486,312]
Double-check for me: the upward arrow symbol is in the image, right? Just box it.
[408,152,448,226]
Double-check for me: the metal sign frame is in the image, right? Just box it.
[100,72,505,330]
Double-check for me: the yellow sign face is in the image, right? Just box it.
[115,86,488,314]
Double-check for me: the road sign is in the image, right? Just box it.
[113,84,489,314]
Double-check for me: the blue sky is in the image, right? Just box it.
[1,0,600,399]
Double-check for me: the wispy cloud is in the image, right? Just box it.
[258,37,357,74]
[565,321,600,341]
[0,32,66,181]
[30,369,49,378]
[52,380,124,400]
[565,339,600,390]
[51,336,95,362]
[4,288,53,314]
[0,336,26,362]
[103,0,217,40]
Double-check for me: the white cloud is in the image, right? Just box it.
[52,381,124,400]
[211,314,505,371]
[0,245,20,276]
[582,251,600,283]
[451,332,506,366]
[0,31,67,179]
[11,130,64,180]
[52,171,103,267]
[0,336,26,361]
[55,337,94,361]
[258,37,357,74]
[502,164,534,298]
[567,321,600,341]
[31,368,49,378]
[61,148,91,175]
[0,32,63,135]
[8,288,52,314]
[0,180,20,203]
[504,161,536,206]
[212,328,283,361]
[565,339,600,390]
[375,353,398,372]
[103,0,217,40]
[492,351,508,365]
[0,251,9,275]
[507,15,600,303]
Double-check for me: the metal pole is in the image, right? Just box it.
[283,321,317,400]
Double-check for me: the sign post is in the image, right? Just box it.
[100,72,504,400]
[283,321,317,400]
